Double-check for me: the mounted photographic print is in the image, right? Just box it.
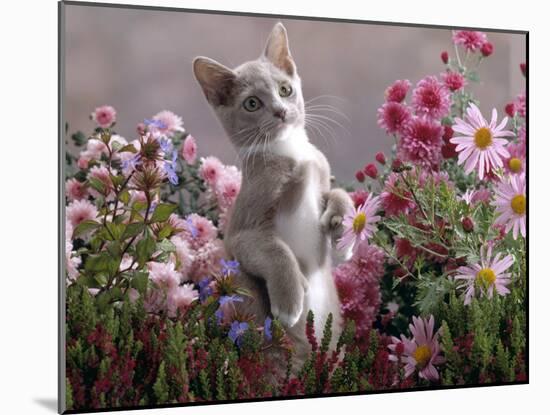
[59,1,528,413]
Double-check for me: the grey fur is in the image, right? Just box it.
[193,22,353,367]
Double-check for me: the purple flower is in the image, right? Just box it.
[122,154,141,172]
[215,308,224,324]
[159,138,173,154]
[186,217,198,239]
[219,294,243,306]
[220,259,240,276]
[228,321,249,347]
[164,160,179,185]
[198,278,213,302]
[144,118,167,129]
[264,317,272,342]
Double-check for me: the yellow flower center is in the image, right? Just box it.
[352,212,367,233]
[413,344,432,368]
[511,194,526,215]
[476,268,496,287]
[508,157,523,173]
[474,127,492,149]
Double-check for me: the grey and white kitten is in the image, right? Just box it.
[193,23,353,365]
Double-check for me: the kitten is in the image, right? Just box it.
[193,22,353,366]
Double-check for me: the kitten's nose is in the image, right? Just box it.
[273,108,287,121]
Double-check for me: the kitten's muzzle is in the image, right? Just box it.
[273,108,287,122]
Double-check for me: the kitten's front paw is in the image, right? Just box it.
[269,276,306,328]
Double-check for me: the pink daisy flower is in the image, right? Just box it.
[441,71,466,92]
[91,105,116,128]
[450,103,513,179]
[388,315,445,381]
[503,142,526,176]
[492,174,526,239]
[151,110,184,137]
[411,76,451,120]
[337,193,381,252]
[454,245,514,305]
[66,199,98,228]
[384,79,411,103]
[377,102,412,135]
[398,116,443,169]
[452,30,488,51]
[65,178,88,202]
[181,135,198,164]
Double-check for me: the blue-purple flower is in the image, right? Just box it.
[219,294,243,306]
[144,118,167,129]
[186,217,198,239]
[220,259,240,277]
[228,321,249,347]
[198,278,213,302]
[264,317,272,342]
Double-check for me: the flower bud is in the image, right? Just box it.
[364,163,378,179]
[441,51,449,64]
[375,152,386,165]
[391,158,404,172]
[462,216,474,233]
[355,170,365,183]
[520,62,526,77]
[481,42,493,57]
[505,102,516,118]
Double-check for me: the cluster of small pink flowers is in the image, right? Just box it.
[199,156,242,231]
[334,242,386,337]
[452,30,488,52]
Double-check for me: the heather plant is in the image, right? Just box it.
[64,29,526,411]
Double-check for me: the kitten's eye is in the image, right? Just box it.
[279,84,293,98]
[243,96,262,112]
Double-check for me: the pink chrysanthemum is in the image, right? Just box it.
[503,142,526,176]
[334,242,385,337]
[337,194,381,252]
[87,165,115,199]
[350,189,370,208]
[454,245,514,305]
[151,110,184,137]
[181,135,198,164]
[170,235,194,277]
[451,103,513,179]
[492,174,526,239]
[65,178,88,202]
[91,105,116,128]
[411,76,451,120]
[441,71,466,92]
[384,79,411,103]
[167,283,199,317]
[66,199,98,228]
[377,102,412,135]
[214,165,242,210]
[148,261,182,290]
[388,315,445,381]
[380,173,416,217]
[452,30,488,51]
[199,156,225,185]
[398,116,443,169]
[188,239,226,283]
[183,213,218,248]
[461,188,491,206]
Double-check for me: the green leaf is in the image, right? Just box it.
[150,203,177,223]
[158,224,174,240]
[71,131,87,146]
[131,271,149,294]
[88,177,106,194]
[121,222,145,240]
[72,220,100,238]
[157,238,176,253]
[119,190,130,205]
[136,235,156,267]
[118,144,138,153]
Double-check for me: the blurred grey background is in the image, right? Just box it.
[64,5,526,181]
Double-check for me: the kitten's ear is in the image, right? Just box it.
[193,57,237,106]
[263,22,296,76]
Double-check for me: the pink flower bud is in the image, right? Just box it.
[505,102,516,118]
[375,152,386,165]
[363,163,378,179]
[481,42,493,57]
[391,158,403,172]
[355,170,365,183]
[520,62,526,77]
[462,216,474,233]
[441,51,449,64]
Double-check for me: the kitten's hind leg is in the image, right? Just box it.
[227,229,308,328]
